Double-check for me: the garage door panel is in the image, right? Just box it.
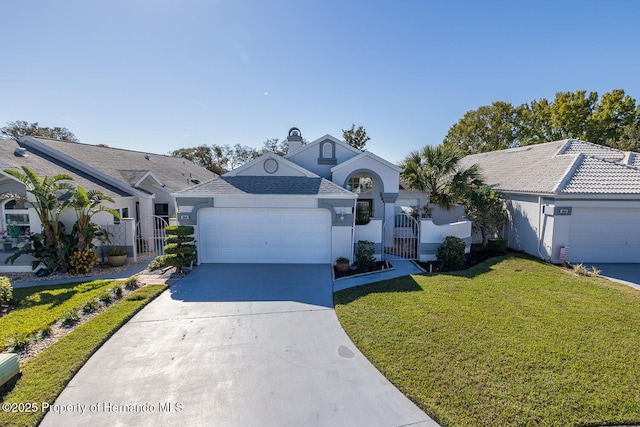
[568,208,640,263]
[199,208,331,263]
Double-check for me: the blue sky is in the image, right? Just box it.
[1,0,639,164]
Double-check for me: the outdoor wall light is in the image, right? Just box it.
[333,206,352,221]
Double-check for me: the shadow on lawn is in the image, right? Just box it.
[12,280,109,310]
[334,254,526,306]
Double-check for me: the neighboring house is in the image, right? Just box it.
[0,136,217,271]
[175,128,471,265]
[460,139,640,264]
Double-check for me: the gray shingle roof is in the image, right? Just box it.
[26,137,217,192]
[0,139,130,198]
[176,176,355,196]
[460,139,640,195]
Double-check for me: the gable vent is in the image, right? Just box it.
[14,147,27,157]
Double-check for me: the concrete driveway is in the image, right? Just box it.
[41,264,438,427]
[593,263,640,291]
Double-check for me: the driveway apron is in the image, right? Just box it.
[41,264,438,427]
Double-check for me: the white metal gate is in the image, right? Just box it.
[135,215,169,258]
[383,213,420,260]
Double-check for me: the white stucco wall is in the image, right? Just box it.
[332,226,353,263]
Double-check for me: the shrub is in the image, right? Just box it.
[487,238,507,254]
[82,298,100,313]
[40,325,52,338]
[98,290,113,304]
[124,275,140,290]
[10,333,31,352]
[147,255,167,271]
[108,246,127,256]
[111,284,123,299]
[0,276,13,305]
[62,310,80,327]
[355,240,376,270]
[574,263,588,276]
[590,265,601,276]
[163,225,196,273]
[68,250,98,274]
[437,236,467,270]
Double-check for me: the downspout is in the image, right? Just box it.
[537,196,546,260]
[351,197,357,263]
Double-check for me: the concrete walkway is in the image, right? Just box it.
[41,264,439,427]
[333,257,424,292]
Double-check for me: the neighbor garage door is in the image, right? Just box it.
[198,208,331,263]
[568,207,640,263]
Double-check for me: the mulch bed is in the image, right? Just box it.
[334,260,393,279]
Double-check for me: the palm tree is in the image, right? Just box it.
[2,166,74,270]
[68,186,120,251]
[3,166,74,240]
[400,144,484,209]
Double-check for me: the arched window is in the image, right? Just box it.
[322,142,333,158]
[347,172,373,195]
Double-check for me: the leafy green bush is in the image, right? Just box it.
[147,255,167,271]
[40,325,52,338]
[355,240,376,270]
[163,225,196,272]
[111,284,123,299]
[10,333,31,351]
[124,275,140,290]
[108,246,127,256]
[0,276,13,305]
[487,238,507,253]
[98,290,113,304]
[82,298,100,313]
[62,310,80,327]
[437,236,467,270]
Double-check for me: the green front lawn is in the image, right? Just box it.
[1,280,121,349]
[1,284,167,427]
[334,254,640,427]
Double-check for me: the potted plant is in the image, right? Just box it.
[335,256,350,272]
[6,224,22,247]
[107,247,127,267]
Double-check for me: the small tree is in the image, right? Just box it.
[342,124,370,151]
[464,187,507,245]
[164,225,196,273]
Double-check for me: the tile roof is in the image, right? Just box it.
[556,139,626,161]
[460,139,640,196]
[559,156,640,194]
[176,176,356,197]
[26,137,217,192]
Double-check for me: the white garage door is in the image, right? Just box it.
[199,208,331,263]
[568,207,640,263]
